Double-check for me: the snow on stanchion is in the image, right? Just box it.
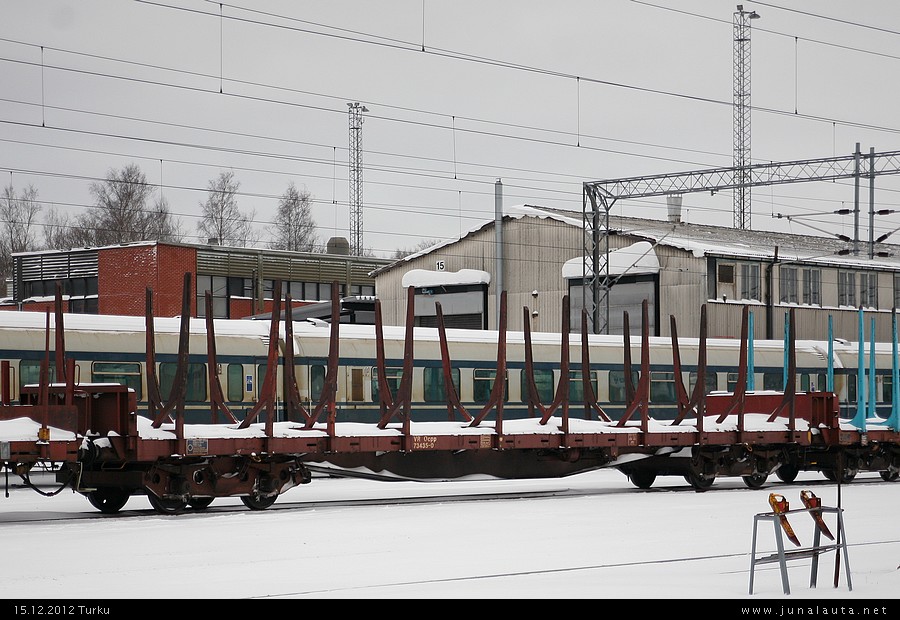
[1,275,899,513]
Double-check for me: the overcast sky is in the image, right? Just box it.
[3,1,900,257]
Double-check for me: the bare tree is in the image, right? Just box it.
[391,238,441,259]
[43,206,74,249]
[44,164,182,249]
[269,182,319,252]
[147,195,185,242]
[43,206,95,249]
[197,171,254,247]
[0,184,42,294]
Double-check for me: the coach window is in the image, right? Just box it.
[91,362,142,399]
[227,364,245,402]
[18,360,55,392]
[473,369,508,403]
[689,371,718,395]
[649,372,676,404]
[726,372,739,392]
[799,373,826,393]
[371,367,403,403]
[608,370,639,404]
[309,365,325,402]
[159,362,207,401]
[846,373,857,403]
[762,372,783,391]
[609,370,641,403]
[882,376,893,403]
[567,370,598,403]
[423,367,460,402]
[520,368,554,404]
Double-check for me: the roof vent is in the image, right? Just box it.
[327,236,350,255]
[666,194,683,224]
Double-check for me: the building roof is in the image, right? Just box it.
[246,295,377,323]
[14,238,391,267]
[371,204,900,276]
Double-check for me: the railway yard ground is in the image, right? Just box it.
[1,466,897,602]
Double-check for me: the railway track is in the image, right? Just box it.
[2,470,890,525]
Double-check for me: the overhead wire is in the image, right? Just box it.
[1,2,899,254]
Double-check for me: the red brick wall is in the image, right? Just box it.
[156,245,197,316]
[0,299,65,313]
[228,298,309,320]
[230,297,253,319]
[98,244,197,317]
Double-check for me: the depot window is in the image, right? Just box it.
[780,267,798,304]
[860,272,878,309]
[802,268,821,305]
[740,263,761,301]
[838,271,857,307]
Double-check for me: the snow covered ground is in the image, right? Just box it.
[0,467,897,604]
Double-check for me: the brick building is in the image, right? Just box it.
[4,238,388,319]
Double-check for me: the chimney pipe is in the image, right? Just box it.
[666,194,683,224]
[495,179,503,328]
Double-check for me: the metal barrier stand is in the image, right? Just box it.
[749,505,852,595]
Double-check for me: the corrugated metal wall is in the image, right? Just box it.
[375,215,900,343]
[196,246,386,288]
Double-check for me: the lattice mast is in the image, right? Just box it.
[733,5,759,230]
[348,102,368,256]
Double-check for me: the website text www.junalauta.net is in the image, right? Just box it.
[739,605,891,617]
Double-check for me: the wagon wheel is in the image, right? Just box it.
[147,493,188,515]
[241,491,278,510]
[823,466,856,483]
[627,470,657,490]
[775,463,799,483]
[684,470,715,492]
[741,473,768,489]
[188,497,214,510]
[880,469,899,482]
[87,488,131,514]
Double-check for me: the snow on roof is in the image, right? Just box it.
[371,204,598,276]
[11,240,159,258]
[401,268,491,288]
[561,241,660,278]
[0,308,272,338]
[374,203,900,275]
